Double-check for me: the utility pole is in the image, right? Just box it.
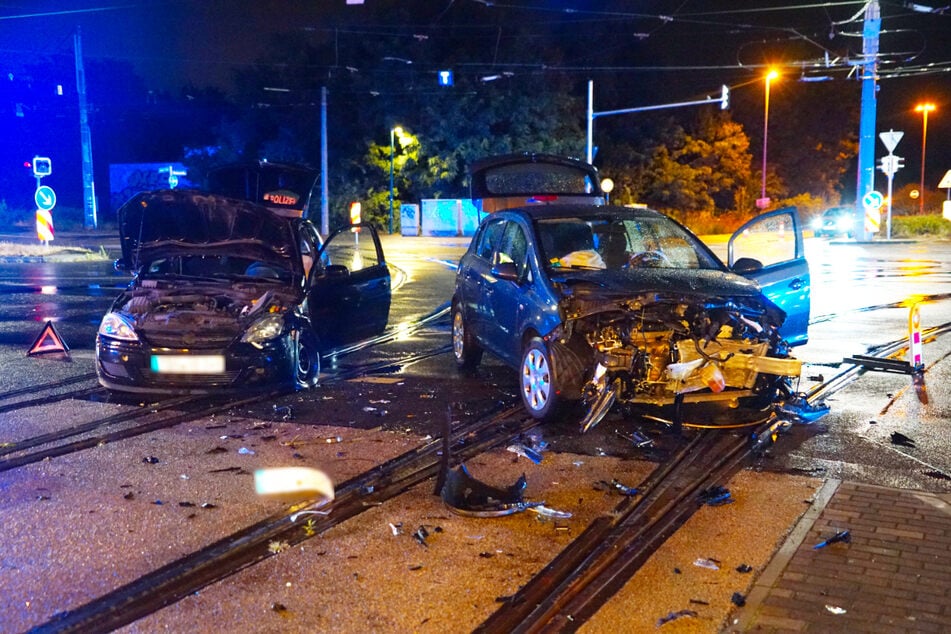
[320,86,329,236]
[856,1,880,240]
[74,27,98,229]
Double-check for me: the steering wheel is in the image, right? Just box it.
[626,250,671,268]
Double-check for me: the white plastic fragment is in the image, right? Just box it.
[693,558,719,570]
[825,605,847,615]
[254,467,334,503]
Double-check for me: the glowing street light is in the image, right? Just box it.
[758,68,780,209]
[915,102,935,215]
[389,125,403,234]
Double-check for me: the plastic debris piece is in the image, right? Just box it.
[657,609,697,627]
[142,456,160,464]
[389,522,402,536]
[776,394,830,424]
[271,602,288,613]
[825,605,847,615]
[693,558,719,570]
[528,505,572,520]
[813,529,851,549]
[237,447,255,455]
[205,446,228,454]
[179,501,195,507]
[731,592,746,607]
[689,598,709,605]
[201,503,216,509]
[123,492,134,500]
[255,467,334,503]
[506,443,544,464]
[272,404,293,421]
[698,485,733,506]
[890,431,915,447]
[616,428,653,448]
[598,479,639,496]
[413,526,430,547]
[736,563,753,573]
[268,540,290,554]
[441,463,543,517]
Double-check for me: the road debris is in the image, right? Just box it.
[890,431,916,448]
[237,447,255,455]
[506,443,544,464]
[142,456,160,464]
[595,479,639,496]
[693,558,720,570]
[254,467,334,505]
[440,463,569,518]
[698,485,733,506]
[615,428,653,448]
[775,394,830,424]
[825,605,847,615]
[272,404,293,421]
[731,592,746,607]
[389,522,402,536]
[813,529,851,549]
[736,563,753,573]
[656,609,697,627]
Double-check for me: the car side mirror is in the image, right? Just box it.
[492,262,520,282]
[324,264,350,278]
[732,257,763,274]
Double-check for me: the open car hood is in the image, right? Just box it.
[117,190,300,273]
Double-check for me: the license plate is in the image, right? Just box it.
[151,354,225,374]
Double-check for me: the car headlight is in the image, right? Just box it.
[242,313,285,346]
[98,312,139,341]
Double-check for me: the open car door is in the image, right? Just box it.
[727,207,810,346]
[309,223,391,348]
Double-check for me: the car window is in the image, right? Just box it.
[475,218,506,260]
[731,212,796,267]
[323,231,379,273]
[497,222,530,280]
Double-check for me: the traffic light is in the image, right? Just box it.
[720,85,730,110]
[32,156,52,177]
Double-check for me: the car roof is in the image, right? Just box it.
[490,203,667,222]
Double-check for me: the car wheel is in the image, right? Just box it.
[294,328,321,389]
[452,302,482,370]
[520,337,563,422]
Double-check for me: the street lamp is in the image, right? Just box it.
[759,68,779,208]
[388,126,403,235]
[915,102,935,215]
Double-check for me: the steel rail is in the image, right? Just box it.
[30,403,532,634]
[479,322,951,632]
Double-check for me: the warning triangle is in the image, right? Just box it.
[27,320,71,359]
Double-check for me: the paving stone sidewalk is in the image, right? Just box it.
[731,479,951,632]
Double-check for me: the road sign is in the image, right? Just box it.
[34,185,56,211]
[878,129,903,154]
[939,169,951,189]
[862,190,884,210]
[32,156,52,177]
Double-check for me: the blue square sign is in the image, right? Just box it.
[438,70,453,86]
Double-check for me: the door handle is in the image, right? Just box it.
[789,278,804,290]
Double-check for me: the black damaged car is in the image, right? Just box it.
[96,190,390,394]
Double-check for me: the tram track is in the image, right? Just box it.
[30,402,532,634]
[474,321,951,632]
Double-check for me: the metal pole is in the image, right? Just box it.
[856,1,880,239]
[919,108,929,215]
[320,87,329,236]
[587,80,594,164]
[388,128,395,235]
[761,75,771,202]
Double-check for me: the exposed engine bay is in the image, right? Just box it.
[554,291,802,432]
[118,279,292,343]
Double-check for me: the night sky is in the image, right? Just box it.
[3,1,950,197]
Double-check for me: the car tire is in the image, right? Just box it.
[294,328,321,389]
[520,337,565,422]
[452,302,482,370]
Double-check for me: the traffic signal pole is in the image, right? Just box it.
[74,28,98,229]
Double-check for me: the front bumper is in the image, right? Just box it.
[96,335,296,394]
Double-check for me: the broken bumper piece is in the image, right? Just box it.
[440,464,570,519]
[775,394,830,424]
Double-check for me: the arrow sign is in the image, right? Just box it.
[34,185,57,211]
[879,129,904,154]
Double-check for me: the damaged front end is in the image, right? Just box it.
[555,291,802,433]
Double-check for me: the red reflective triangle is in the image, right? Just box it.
[27,320,70,357]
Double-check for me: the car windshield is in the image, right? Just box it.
[535,215,721,272]
[142,254,293,282]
